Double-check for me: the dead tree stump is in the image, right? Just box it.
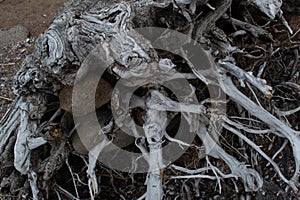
[0,0,299,199]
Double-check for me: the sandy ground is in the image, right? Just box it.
[0,0,68,37]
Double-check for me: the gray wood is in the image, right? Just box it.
[0,0,299,199]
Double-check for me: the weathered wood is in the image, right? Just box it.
[0,0,299,199]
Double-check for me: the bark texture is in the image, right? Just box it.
[0,0,299,199]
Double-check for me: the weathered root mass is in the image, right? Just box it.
[0,0,299,199]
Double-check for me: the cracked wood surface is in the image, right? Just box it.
[0,0,299,199]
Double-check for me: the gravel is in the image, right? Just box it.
[0,34,34,119]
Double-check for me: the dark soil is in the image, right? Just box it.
[0,0,68,37]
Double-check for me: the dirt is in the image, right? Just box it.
[0,0,68,37]
[0,0,68,119]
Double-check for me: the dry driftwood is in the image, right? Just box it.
[0,0,299,199]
